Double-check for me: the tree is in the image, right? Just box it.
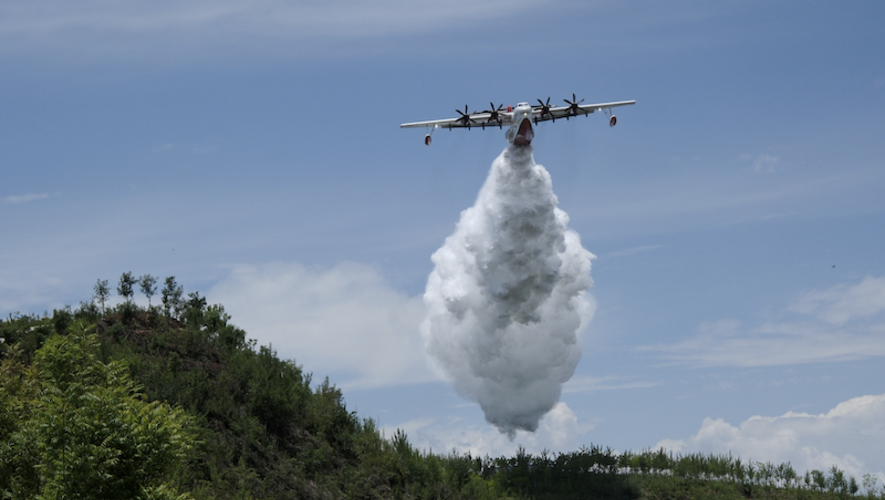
[186,291,207,312]
[161,276,184,319]
[140,274,158,308]
[811,469,826,491]
[0,326,194,499]
[182,291,208,325]
[93,278,110,316]
[828,465,847,493]
[118,271,137,303]
[850,476,860,495]
[781,462,797,489]
[863,473,879,496]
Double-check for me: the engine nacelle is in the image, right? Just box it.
[609,115,617,127]
[424,134,432,146]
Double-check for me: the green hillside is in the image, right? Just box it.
[1,275,881,500]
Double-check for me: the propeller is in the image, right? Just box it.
[481,102,505,124]
[563,93,586,116]
[455,105,477,127]
[534,97,555,122]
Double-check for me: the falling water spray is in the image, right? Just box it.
[422,145,595,438]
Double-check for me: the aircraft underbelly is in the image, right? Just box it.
[513,118,534,146]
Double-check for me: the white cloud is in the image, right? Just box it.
[2,192,53,204]
[789,276,885,325]
[657,393,885,481]
[208,261,436,390]
[752,154,780,174]
[578,166,885,240]
[602,245,663,259]
[0,272,67,313]
[191,144,217,154]
[0,0,544,61]
[738,152,781,174]
[563,374,660,393]
[645,275,885,367]
[383,402,597,457]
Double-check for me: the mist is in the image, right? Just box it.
[422,145,595,438]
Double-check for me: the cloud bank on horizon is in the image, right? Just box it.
[392,391,885,483]
[422,145,595,438]
[658,393,885,484]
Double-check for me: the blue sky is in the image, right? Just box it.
[2,0,884,485]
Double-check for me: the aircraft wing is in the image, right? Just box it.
[536,100,636,123]
[400,112,512,129]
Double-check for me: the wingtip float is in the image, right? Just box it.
[401,94,635,146]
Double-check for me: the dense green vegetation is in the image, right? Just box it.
[1,274,883,500]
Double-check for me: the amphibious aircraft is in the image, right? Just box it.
[400,94,636,146]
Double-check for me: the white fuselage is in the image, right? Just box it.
[505,102,535,146]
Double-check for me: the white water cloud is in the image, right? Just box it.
[645,275,885,367]
[657,393,885,480]
[422,145,595,438]
[208,261,435,390]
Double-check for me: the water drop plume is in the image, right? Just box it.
[422,145,595,438]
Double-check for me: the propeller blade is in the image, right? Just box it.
[536,97,554,116]
[563,94,586,115]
